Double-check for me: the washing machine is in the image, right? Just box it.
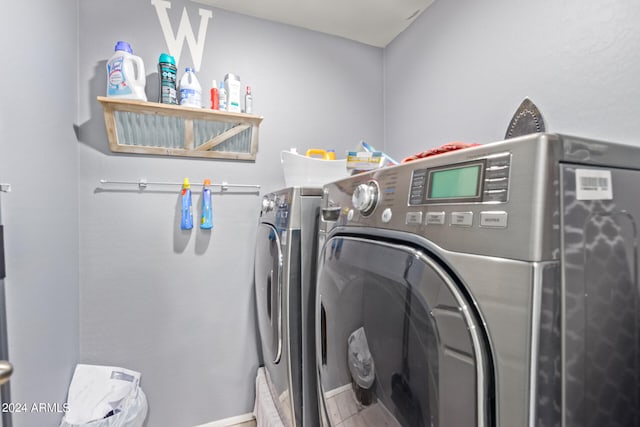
[315,133,640,427]
[254,187,322,427]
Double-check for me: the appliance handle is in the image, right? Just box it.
[0,361,11,385]
[266,269,272,321]
[321,207,341,222]
[273,253,283,364]
[320,301,327,365]
[0,226,5,280]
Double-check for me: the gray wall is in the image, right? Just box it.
[0,1,80,426]
[384,0,640,159]
[4,1,638,426]
[77,1,383,425]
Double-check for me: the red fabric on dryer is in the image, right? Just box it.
[402,142,481,163]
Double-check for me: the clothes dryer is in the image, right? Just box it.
[255,187,322,427]
[316,134,640,427]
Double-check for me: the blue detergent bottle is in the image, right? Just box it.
[200,179,213,229]
[180,178,193,230]
[158,53,177,104]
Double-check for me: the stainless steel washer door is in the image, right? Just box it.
[255,223,283,365]
[255,222,298,426]
[316,236,494,427]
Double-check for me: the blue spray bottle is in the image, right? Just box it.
[200,179,213,229]
[180,178,193,230]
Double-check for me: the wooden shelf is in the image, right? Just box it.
[97,96,263,160]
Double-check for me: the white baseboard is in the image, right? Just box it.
[194,412,256,427]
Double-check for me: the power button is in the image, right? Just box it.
[381,208,393,223]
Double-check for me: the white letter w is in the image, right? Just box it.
[151,0,212,71]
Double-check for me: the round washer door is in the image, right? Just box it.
[255,223,283,365]
[316,236,494,427]
[255,222,298,427]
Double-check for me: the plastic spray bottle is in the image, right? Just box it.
[210,80,219,110]
[180,178,193,230]
[200,179,213,229]
[219,81,227,111]
[244,86,253,114]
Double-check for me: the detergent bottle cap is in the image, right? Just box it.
[203,178,211,187]
[158,53,175,65]
[114,41,133,54]
[182,178,191,189]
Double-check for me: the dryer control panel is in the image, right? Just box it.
[260,191,291,232]
[321,134,563,261]
[409,153,511,205]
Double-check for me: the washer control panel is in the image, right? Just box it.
[402,210,509,228]
[409,152,511,205]
[326,150,514,235]
[260,190,291,231]
[322,133,572,261]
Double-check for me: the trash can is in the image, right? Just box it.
[347,327,376,406]
[59,364,148,427]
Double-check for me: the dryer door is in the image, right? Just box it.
[255,223,283,365]
[256,222,298,427]
[316,236,493,427]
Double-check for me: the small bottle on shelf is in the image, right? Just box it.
[179,68,202,108]
[244,86,253,114]
[210,80,219,110]
[219,81,227,111]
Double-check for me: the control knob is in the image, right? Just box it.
[261,196,275,212]
[352,181,380,216]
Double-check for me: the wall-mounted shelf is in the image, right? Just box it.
[97,96,263,160]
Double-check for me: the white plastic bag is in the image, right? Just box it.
[60,364,147,427]
[60,389,147,427]
[347,327,375,389]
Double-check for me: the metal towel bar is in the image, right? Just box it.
[99,178,260,192]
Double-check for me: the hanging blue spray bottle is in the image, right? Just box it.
[200,179,213,229]
[180,178,193,230]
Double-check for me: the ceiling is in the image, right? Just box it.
[191,0,435,48]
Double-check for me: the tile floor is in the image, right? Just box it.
[324,385,401,427]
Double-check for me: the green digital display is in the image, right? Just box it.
[428,164,481,199]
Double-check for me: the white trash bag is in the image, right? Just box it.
[60,364,148,427]
[348,327,376,405]
[347,327,375,390]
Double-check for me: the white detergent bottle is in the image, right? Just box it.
[218,81,227,111]
[179,68,202,108]
[106,41,147,101]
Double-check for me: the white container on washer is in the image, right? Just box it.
[280,150,348,187]
[224,73,241,113]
